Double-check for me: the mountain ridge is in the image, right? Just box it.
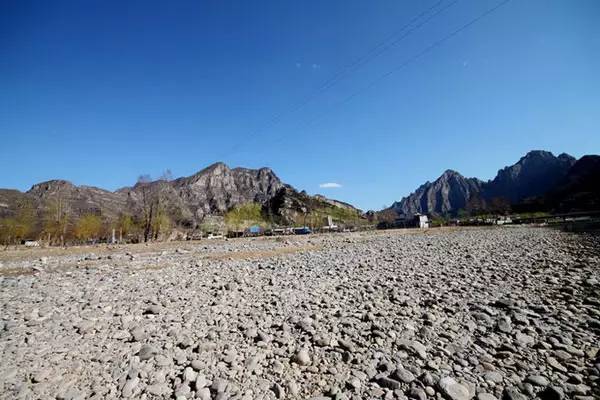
[388,150,582,217]
[0,163,360,231]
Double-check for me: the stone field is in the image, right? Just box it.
[0,226,599,400]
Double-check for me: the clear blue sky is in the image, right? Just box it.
[1,0,599,210]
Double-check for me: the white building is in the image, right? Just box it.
[415,213,429,229]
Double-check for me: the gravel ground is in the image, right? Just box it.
[1,226,599,400]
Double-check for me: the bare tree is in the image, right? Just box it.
[159,169,174,181]
[136,175,173,242]
[137,181,155,242]
[43,187,70,246]
[138,174,152,184]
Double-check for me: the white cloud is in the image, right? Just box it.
[319,182,342,188]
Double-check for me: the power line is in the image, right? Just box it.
[288,0,512,140]
[301,0,458,97]
[215,0,460,159]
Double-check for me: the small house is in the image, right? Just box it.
[414,213,429,229]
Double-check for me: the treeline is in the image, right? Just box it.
[222,202,364,232]
[0,199,165,247]
[0,180,175,246]
[0,193,366,247]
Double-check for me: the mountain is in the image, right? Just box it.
[484,151,576,203]
[0,189,32,219]
[518,155,600,213]
[116,163,286,227]
[0,163,360,231]
[28,180,128,220]
[313,194,357,210]
[390,170,483,216]
[387,150,582,217]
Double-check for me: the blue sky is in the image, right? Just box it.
[1,0,599,210]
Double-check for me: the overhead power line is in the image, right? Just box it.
[215,0,459,159]
[289,0,512,139]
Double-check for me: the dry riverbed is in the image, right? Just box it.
[0,227,599,400]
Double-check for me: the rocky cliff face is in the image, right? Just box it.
[390,170,483,216]
[170,163,284,220]
[389,150,579,217]
[313,195,356,210]
[28,180,128,220]
[0,189,32,219]
[2,163,356,227]
[116,162,287,226]
[484,151,576,203]
[530,155,600,212]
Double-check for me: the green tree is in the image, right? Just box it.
[151,209,171,240]
[224,202,266,231]
[117,214,135,242]
[75,214,103,242]
[0,218,18,246]
[0,199,38,246]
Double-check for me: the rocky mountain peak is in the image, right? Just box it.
[441,169,461,177]
[387,150,580,217]
[390,169,482,217]
[3,163,359,230]
[522,149,554,159]
[28,179,75,194]
[558,152,576,163]
[486,151,576,203]
[185,162,231,180]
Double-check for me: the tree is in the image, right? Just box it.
[75,214,103,242]
[224,203,266,231]
[43,189,71,246]
[466,193,486,216]
[377,208,398,224]
[136,177,156,242]
[457,209,469,219]
[159,169,174,181]
[0,218,18,247]
[117,214,135,243]
[0,199,37,246]
[151,208,171,240]
[306,210,325,229]
[199,216,225,236]
[134,176,174,242]
[489,197,511,215]
[137,174,152,183]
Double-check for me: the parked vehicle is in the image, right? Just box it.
[293,227,312,235]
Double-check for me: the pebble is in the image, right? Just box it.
[292,349,311,366]
[1,227,598,400]
[525,374,549,386]
[438,377,473,400]
[138,344,158,360]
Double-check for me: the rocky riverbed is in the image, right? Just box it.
[1,227,599,400]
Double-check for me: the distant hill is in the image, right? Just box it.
[386,150,592,217]
[516,155,600,213]
[390,170,483,217]
[550,155,600,211]
[0,163,361,242]
[484,151,575,203]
